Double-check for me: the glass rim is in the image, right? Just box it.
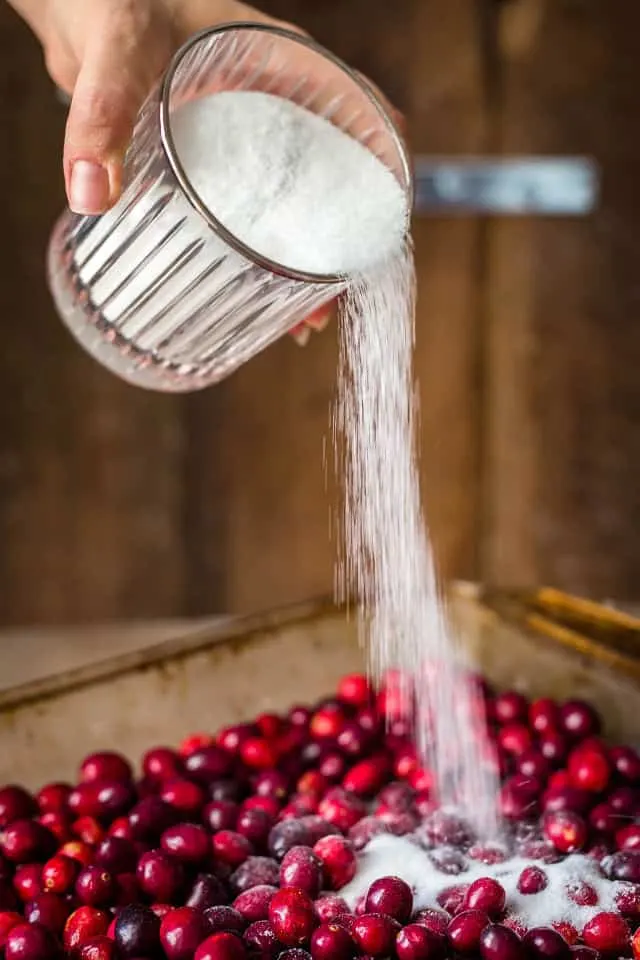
[158,21,413,285]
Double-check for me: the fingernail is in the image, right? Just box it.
[69,160,110,215]
[306,309,332,333]
[292,327,311,347]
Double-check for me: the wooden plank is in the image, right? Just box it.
[483,0,640,599]
[186,0,486,613]
[0,9,187,623]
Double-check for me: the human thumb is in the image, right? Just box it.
[64,19,169,215]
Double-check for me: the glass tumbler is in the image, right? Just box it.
[47,23,412,392]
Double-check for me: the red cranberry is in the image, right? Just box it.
[37,783,70,814]
[348,817,390,851]
[336,722,371,759]
[186,873,227,911]
[268,821,312,860]
[516,751,550,781]
[310,922,355,960]
[437,884,469,915]
[161,780,206,818]
[588,804,616,836]
[448,911,491,953]
[231,857,280,894]
[236,809,272,848]
[94,836,137,874]
[234,885,278,923]
[64,906,111,952]
[582,913,629,953]
[338,674,371,707]
[543,811,587,853]
[12,864,42,903]
[0,820,55,863]
[243,919,279,956]
[39,811,71,844]
[610,746,640,784]
[137,850,184,902]
[185,747,233,784]
[529,699,560,734]
[499,777,540,820]
[310,705,347,740]
[181,733,215,755]
[517,866,547,894]
[608,786,640,815]
[128,797,177,841]
[315,896,349,923]
[463,879,506,919]
[396,923,443,960]
[269,888,317,946]
[24,892,71,933]
[289,707,312,728]
[212,831,252,868]
[560,701,600,740]
[343,756,390,796]
[0,882,17,912]
[160,906,208,960]
[196,932,247,960]
[616,824,640,851]
[364,876,413,923]
[0,913,24,948]
[217,726,253,755]
[240,739,278,770]
[72,815,105,846]
[80,751,132,783]
[313,836,357,889]
[78,936,117,960]
[75,866,116,907]
[413,909,450,937]
[479,923,524,960]
[602,850,640,882]
[319,754,347,784]
[568,748,610,793]
[0,788,37,828]
[318,789,366,831]
[143,747,183,782]
[352,913,400,957]
[467,846,508,867]
[499,724,533,756]
[539,733,569,766]
[115,903,161,958]
[204,906,246,935]
[5,922,57,960]
[280,847,323,897]
[494,692,528,724]
[524,928,570,960]
[42,852,81,896]
[205,802,239,833]
[163,823,211,863]
[542,787,591,815]
[253,771,289,800]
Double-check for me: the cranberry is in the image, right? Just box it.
[437,884,469,915]
[494,692,528,724]
[0,820,54,863]
[318,789,366,832]
[568,748,610,793]
[269,888,317,946]
[12,864,42,903]
[240,739,278,770]
[80,751,132,783]
[143,747,183,782]
[268,821,312,860]
[615,886,640,917]
[352,913,400,957]
[281,947,312,960]
[0,789,37,828]
[186,874,228,911]
[39,812,71,844]
[236,809,272,848]
[310,705,347,740]
[608,786,640,816]
[93,836,136,875]
[313,836,356,889]
[543,811,588,853]
[525,928,570,960]
[343,756,390,796]
[413,909,450,937]
[516,751,550,781]
[396,923,443,960]
[128,797,176,841]
[529,699,560,734]
[560,701,600,739]
[582,913,629,953]
[602,850,640,882]
[348,817,389,851]
[364,876,413,923]
[37,783,71,815]
[570,950,598,960]
[231,857,280,893]
[289,707,312,728]
[463,879,506,919]
[24,892,71,933]
[280,847,323,897]
[633,928,640,960]
[542,787,591,815]
[78,936,117,960]
[310,922,355,960]
[115,903,161,957]
[499,724,533,757]
[0,912,23,947]
[539,733,569,766]
[234,885,278,923]
[4,922,57,960]
[205,802,239,833]
[160,906,208,960]
[163,823,210,863]
[338,674,371,707]
[617,824,640,851]
[315,896,349,923]
[196,932,247,960]
[447,910,491,953]
[217,726,253,755]
[72,815,105,846]
[243,919,279,956]
[181,732,215,755]
[610,746,640,784]
[212,831,252,867]
[479,923,524,960]
[64,906,111,952]
[517,866,547,894]
[75,866,116,907]
[499,777,540,820]
[185,747,233,784]
[204,907,246,935]
[161,780,206,818]
[137,850,184,903]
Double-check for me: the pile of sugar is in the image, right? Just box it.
[334,255,499,838]
[341,835,630,929]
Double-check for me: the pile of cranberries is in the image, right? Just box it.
[0,673,638,960]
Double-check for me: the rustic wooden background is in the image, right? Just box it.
[0,0,638,625]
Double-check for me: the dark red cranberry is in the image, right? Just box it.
[529,699,560,734]
[212,831,252,867]
[280,950,312,960]
[516,751,550,781]
[185,747,233,784]
[543,811,587,853]
[160,906,208,960]
[517,866,547,894]
[234,885,278,923]
[72,815,105,846]
[617,885,640,917]
[236,810,272,848]
[610,746,640,784]
[78,935,117,960]
[137,849,184,903]
[12,864,42,903]
[467,846,508,866]
[493,691,528,724]
[64,906,111,953]
[24,892,71,933]
[114,872,139,906]
[205,802,239,833]
[524,928,570,960]
[318,754,347,784]
[313,836,356,889]
[437,884,469,915]
[75,866,116,906]
[348,817,389,851]
[448,911,491,953]
[0,789,37,828]
[268,821,312,860]
[352,913,400,957]
[204,907,246,935]
[0,882,18,912]
[210,781,245,803]
[0,914,23,950]
[94,836,137,874]
[569,950,598,960]
[601,850,640,882]
[4,922,57,960]
[162,823,210,863]
[582,913,629,953]
[462,879,506,919]
[161,780,206,818]
[616,824,640,851]
[195,931,247,960]
[539,733,569,766]
[500,777,539,820]
[310,922,355,960]
[279,847,323,897]
[128,797,176,841]
[231,857,280,894]
[243,919,279,956]
[186,873,228,911]
[588,803,616,835]
[315,896,349,923]
[396,923,443,960]
[608,786,640,815]
[269,888,317,946]
[479,923,524,960]
[289,706,312,728]
[115,903,161,958]
[0,819,55,863]
[560,701,600,740]
[542,787,591,815]
[42,854,78,895]
[80,751,132,784]
[364,876,413,923]
[253,771,289,800]
[413,909,450,937]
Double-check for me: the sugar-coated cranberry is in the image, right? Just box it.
[313,836,357,889]
[0,820,55,863]
[479,923,524,960]
[615,886,640,917]
[352,913,400,957]
[75,866,116,906]
[24,892,71,933]
[78,935,117,960]
[348,817,390,851]
[186,874,228,911]
[195,931,247,960]
[234,885,278,923]
[280,847,323,897]
[243,919,279,956]
[204,906,246,936]
[447,910,491,953]
[64,906,111,952]
[115,903,161,958]
[161,779,206,818]
[231,857,280,894]
[163,823,211,863]
[80,751,132,784]
[137,850,184,903]
[413,909,450,937]
[4,922,57,960]
[315,896,349,923]
[212,831,253,867]
[205,802,239,833]
[582,913,629,953]
[310,922,355,960]
[560,701,600,740]
[268,821,312,860]
[160,906,208,960]
[525,928,571,960]
[462,879,506,919]
[543,811,588,853]
[517,866,547,894]
[601,850,640,882]
[364,876,413,923]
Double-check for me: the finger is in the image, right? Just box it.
[63,5,171,215]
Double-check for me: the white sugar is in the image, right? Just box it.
[341,835,630,930]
